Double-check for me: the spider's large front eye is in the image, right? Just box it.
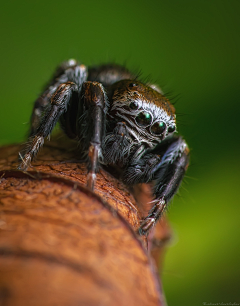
[150,121,166,135]
[136,111,152,126]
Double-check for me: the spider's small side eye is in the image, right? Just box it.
[129,101,138,110]
[150,121,166,135]
[168,125,175,133]
[129,83,137,88]
[136,111,152,126]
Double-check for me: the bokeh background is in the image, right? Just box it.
[0,0,239,305]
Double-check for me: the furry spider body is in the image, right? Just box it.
[18,59,189,235]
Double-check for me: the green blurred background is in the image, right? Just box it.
[0,0,239,305]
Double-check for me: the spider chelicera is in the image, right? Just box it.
[18,59,189,235]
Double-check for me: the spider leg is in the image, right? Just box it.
[80,81,108,190]
[30,60,86,136]
[18,81,78,170]
[123,137,189,235]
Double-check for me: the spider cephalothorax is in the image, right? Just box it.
[106,80,176,150]
[18,59,189,235]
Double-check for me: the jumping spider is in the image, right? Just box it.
[18,59,189,235]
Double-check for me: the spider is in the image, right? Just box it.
[18,59,189,236]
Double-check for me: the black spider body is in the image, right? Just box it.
[19,59,189,235]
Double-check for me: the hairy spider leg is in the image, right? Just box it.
[140,138,189,235]
[80,82,108,190]
[18,82,78,170]
[29,59,83,136]
[122,137,189,235]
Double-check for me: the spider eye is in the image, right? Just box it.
[129,101,138,110]
[150,121,166,135]
[129,83,137,87]
[136,111,152,126]
[168,125,175,133]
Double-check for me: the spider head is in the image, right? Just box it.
[110,80,176,146]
